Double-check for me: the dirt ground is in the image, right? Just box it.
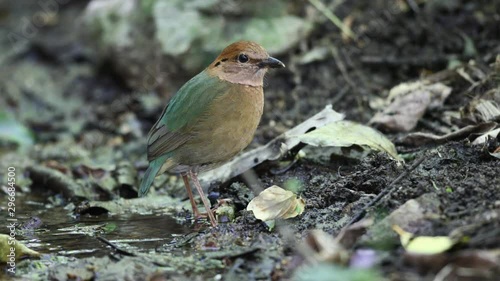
[1,0,499,280]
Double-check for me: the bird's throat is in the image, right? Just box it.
[209,66,267,87]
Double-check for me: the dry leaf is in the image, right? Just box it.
[336,218,373,249]
[304,229,349,264]
[247,185,305,221]
[489,151,500,159]
[472,128,500,145]
[370,82,451,132]
[462,99,500,123]
[294,120,402,161]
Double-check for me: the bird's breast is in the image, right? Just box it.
[178,85,264,166]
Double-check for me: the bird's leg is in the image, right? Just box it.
[189,170,218,227]
[181,173,201,218]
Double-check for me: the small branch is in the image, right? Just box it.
[27,166,83,198]
[308,0,357,40]
[346,155,427,226]
[96,236,136,257]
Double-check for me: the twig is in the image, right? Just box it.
[400,122,497,147]
[331,84,350,106]
[96,236,136,257]
[346,155,427,226]
[308,0,357,40]
[406,0,421,13]
[27,166,84,198]
[331,46,356,88]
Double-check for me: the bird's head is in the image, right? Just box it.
[207,41,285,87]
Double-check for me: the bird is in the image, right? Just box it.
[138,41,285,227]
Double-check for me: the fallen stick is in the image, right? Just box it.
[346,155,427,226]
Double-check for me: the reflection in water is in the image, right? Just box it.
[0,192,191,259]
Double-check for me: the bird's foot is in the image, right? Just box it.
[188,209,218,226]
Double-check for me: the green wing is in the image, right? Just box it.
[147,70,229,161]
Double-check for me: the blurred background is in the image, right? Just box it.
[2,0,497,157]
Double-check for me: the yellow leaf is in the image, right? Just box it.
[247,185,305,221]
[392,225,455,255]
[0,234,41,263]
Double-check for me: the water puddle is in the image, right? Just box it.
[1,192,191,260]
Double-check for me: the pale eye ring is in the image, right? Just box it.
[238,54,249,63]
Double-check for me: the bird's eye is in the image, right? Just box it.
[238,54,249,63]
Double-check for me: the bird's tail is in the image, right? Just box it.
[139,155,171,197]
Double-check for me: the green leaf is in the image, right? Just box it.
[102,223,117,234]
[227,16,312,54]
[264,220,275,231]
[154,1,204,56]
[294,120,402,161]
[0,112,34,150]
[84,0,136,47]
[294,263,382,281]
[153,1,312,57]
[284,178,303,193]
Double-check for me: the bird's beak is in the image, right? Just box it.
[259,57,285,69]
